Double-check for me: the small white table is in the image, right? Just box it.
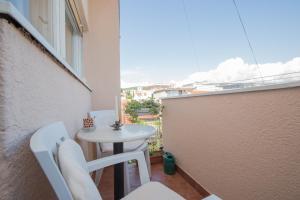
[77,124,155,200]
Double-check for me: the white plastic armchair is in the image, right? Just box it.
[89,111,150,157]
[30,122,185,200]
[30,122,73,200]
[87,151,150,185]
[89,110,151,193]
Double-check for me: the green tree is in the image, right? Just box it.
[142,99,161,115]
[125,100,142,122]
[125,98,162,123]
[125,91,134,100]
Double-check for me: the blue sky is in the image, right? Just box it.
[120,0,300,87]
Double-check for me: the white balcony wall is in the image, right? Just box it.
[0,19,91,199]
[162,85,300,200]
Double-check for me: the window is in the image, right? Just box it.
[9,0,83,76]
[64,2,82,73]
[65,13,74,66]
[10,0,54,46]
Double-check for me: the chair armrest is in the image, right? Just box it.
[135,141,148,151]
[86,151,150,185]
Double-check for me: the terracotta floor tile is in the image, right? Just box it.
[99,163,203,200]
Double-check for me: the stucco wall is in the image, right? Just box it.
[162,86,300,200]
[0,19,91,199]
[84,0,120,110]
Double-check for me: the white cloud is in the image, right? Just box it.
[121,80,152,88]
[121,66,168,88]
[121,57,300,88]
[121,68,149,88]
[176,57,300,86]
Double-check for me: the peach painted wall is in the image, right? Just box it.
[162,86,300,200]
[80,0,89,24]
[84,0,121,110]
[0,19,91,199]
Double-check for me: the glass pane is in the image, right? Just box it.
[65,12,74,67]
[10,0,53,46]
[10,0,29,18]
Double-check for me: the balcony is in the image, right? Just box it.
[0,0,300,199]
[97,83,300,200]
[160,83,300,200]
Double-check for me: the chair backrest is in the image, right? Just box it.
[30,122,73,200]
[58,139,102,200]
[89,110,116,127]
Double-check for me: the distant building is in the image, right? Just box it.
[153,88,190,99]
[183,82,223,92]
[122,84,195,100]
[122,84,171,100]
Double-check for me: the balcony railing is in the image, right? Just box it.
[161,82,300,200]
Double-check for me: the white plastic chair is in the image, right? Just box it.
[30,122,185,200]
[89,110,151,193]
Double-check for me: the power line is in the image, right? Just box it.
[220,76,300,89]
[181,0,201,72]
[232,0,265,83]
[220,71,300,84]
[191,71,300,86]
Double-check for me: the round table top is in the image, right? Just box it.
[77,124,156,143]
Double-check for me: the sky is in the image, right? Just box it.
[120,0,300,88]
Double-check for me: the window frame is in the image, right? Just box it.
[63,0,83,75]
[6,0,83,77]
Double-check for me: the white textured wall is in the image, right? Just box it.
[0,19,91,199]
[162,86,300,200]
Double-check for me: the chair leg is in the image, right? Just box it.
[144,148,151,178]
[94,169,103,187]
[95,143,102,186]
[124,161,131,195]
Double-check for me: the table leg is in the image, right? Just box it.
[113,142,124,200]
